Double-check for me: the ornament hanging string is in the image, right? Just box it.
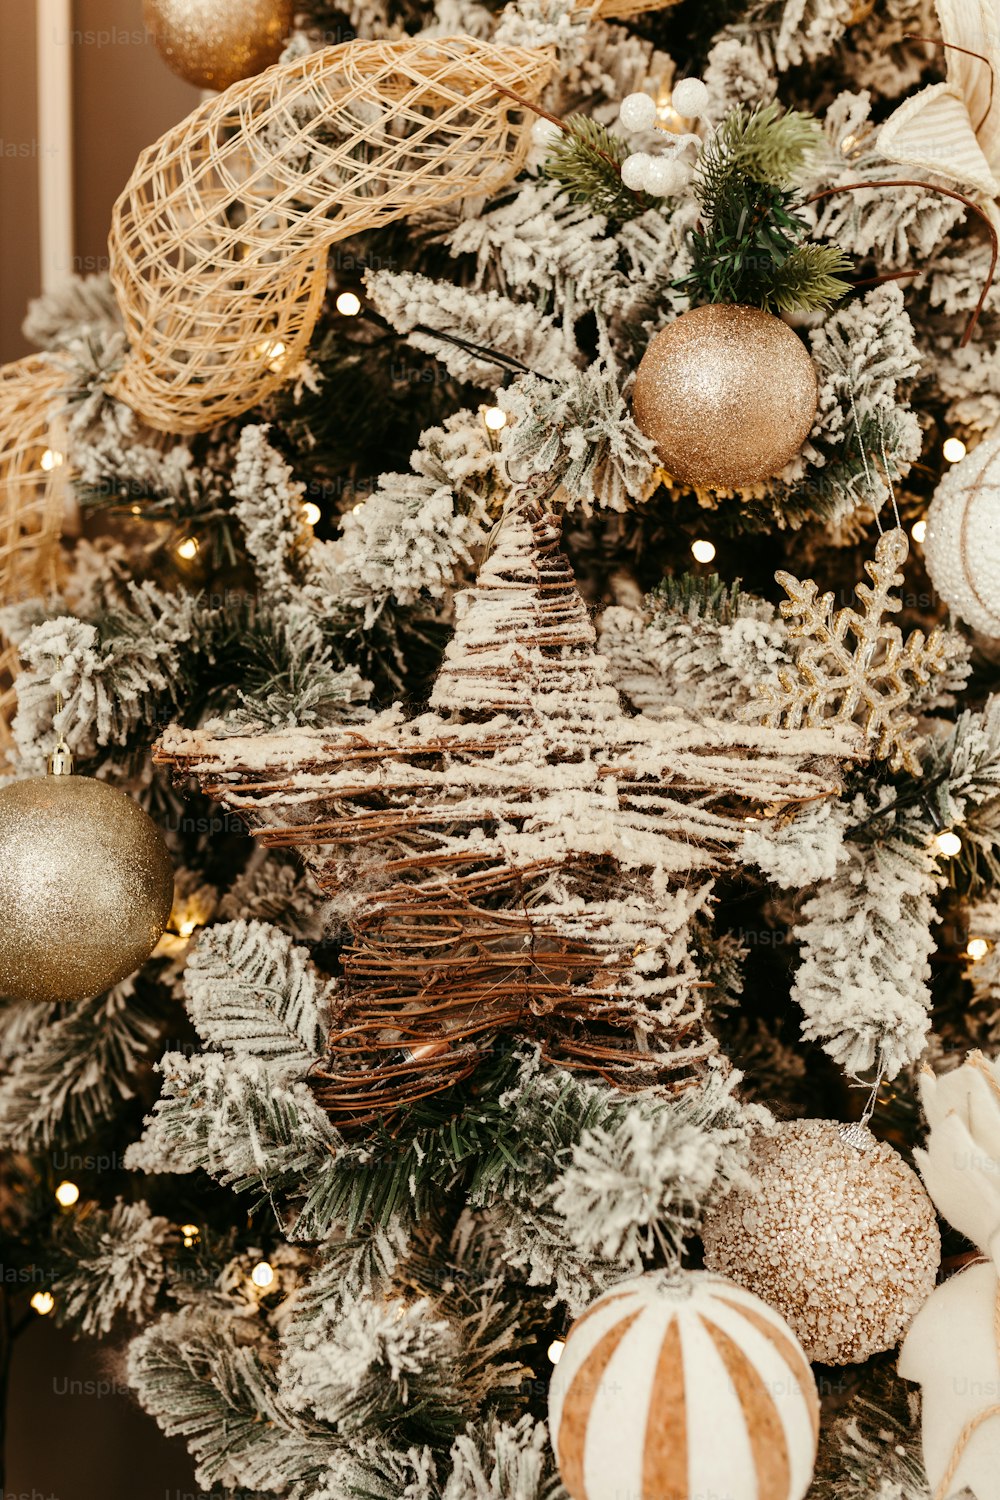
[806,181,998,346]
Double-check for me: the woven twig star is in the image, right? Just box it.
[757,528,949,774]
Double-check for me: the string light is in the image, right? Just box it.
[911,519,927,544]
[30,1291,54,1316]
[130,504,142,516]
[943,437,967,464]
[935,830,962,857]
[967,938,991,962]
[691,538,716,564]
[180,1223,200,1247]
[482,405,507,432]
[302,501,321,526]
[176,537,199,561]
[40,448,63,472]
[547,1338,565,1364]
[336,291,361,316]
[251,1260,275,1288]
[254,338,287,372]
[54,1180,79,1208]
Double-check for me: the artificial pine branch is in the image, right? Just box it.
[542,116,647,224]
[679,102,851,313]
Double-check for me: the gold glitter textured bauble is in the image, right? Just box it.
[701,1119,940,1365]
[632,304,818,489]
[144,0,294,90]
[0,776,174,1004]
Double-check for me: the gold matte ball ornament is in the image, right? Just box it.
[0,775,174,1004]
[144,0,294,90]
[632,304,819,489]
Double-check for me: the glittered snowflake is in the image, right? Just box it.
[756,528,949,773]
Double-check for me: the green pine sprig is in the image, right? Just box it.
[678,102,852,314]
[542,115,648,224]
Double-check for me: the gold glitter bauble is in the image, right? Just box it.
[632,304,819,489]
[144,0,294,90]
[0,776,174,1004]
[701,1119,940,1365]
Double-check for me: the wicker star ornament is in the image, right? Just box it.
[156,500,851,1129]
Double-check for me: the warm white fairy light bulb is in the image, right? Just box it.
[302,501,321,526]
[31,1291,55,1316]
[40,448,63,472]
[943,437,967,464]
[336,291,362,316]
[251,1260,275,1288]
[967,937,990,962]
[55,1180,79,1207]
[548,1338,565,1364]
[691,538,716,564]
[181,1223,199,1247]
[935,830,962,857]
[483,405,507,431]
[911,519,927,544]
[176,537,199,561]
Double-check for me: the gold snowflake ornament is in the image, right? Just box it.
[757,528,949,773]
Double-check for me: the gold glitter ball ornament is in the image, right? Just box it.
[144,0,294,90]
[632,304,819,489]
[701,1118,941,1365]
[0,775,174,1004]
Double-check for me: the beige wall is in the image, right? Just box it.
[0,0,199,362]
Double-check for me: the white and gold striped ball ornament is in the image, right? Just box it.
[548,1269,819,1500]
[923,432,1000,638]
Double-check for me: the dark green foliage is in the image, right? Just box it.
[648,571,760,625]
[678,103,851,313]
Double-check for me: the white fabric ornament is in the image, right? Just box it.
[644,156,690,197]
[923,432,1000,637]
[898,1052,1000,1500]
[619,91,657,133]
[621,152,653,191]
[549,1269,819,1500]
[671,76,710,119]
[702,1118,940,1364]
[879,0,1000,219]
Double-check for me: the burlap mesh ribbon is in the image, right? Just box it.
[107,35,553,431]
[0,355,66,764]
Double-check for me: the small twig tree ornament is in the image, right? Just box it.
[107,36,554,432]
[0,354,67,765]
[156,495,851,1128]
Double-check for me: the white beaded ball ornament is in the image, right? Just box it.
[644,155,689,196]
[923,432,1000,637]
[530,116,562,150]
[549,1269,819,1500]
[671,76,710,118]
[702,1119,941,1365]
[621,152,653,191]
[619,91,658,132]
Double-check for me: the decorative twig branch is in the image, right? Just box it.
[806,179,998,344]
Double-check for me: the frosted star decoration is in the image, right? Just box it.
[756,527,949,773]
[156,501,852,1127]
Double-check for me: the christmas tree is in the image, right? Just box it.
[3,1,1000,1496]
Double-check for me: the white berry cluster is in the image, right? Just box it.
[618,77,708,199]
